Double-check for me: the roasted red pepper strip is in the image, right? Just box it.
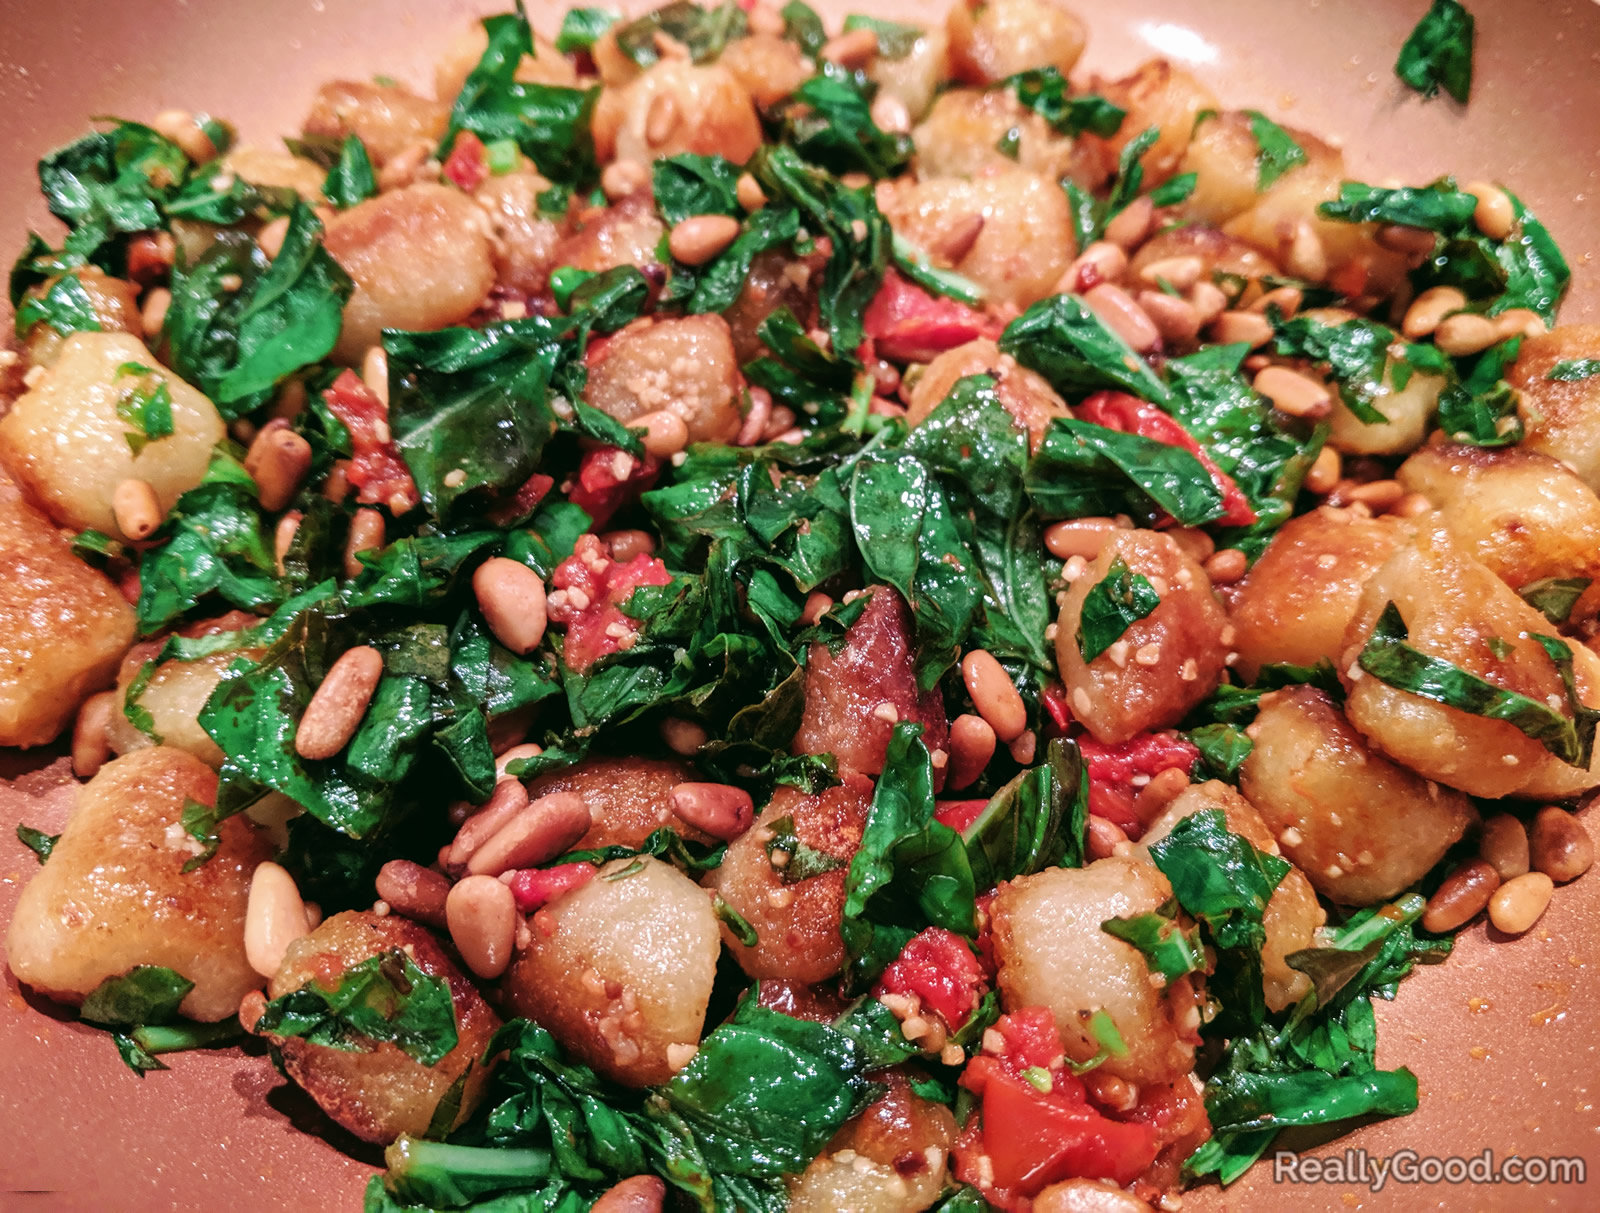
[548,534,672,672]
[876,927,989,1033]
[442,131,488,192]
[1078,732,1199,836]
[862,268,1001,363]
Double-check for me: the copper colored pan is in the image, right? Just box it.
[1,2,1598,1210]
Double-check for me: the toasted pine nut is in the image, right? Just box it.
[870,91,911,135]
[446,874,517,979]
[735,172,766,211]
[1488,871,1553,935]
[936,213,986,265]
[947,713,997,790]
[1203,548,1248,584]
[601,158,649,201]
[1528,806,1594,883]
[151,108,217,162]
[244,426,313,512]
[1375,223,1437,255]
[245,861,309,979]
[1465,181,1515,241]
[1344,478,1404,510]
[1087,816,1129,861]
[375,860,451,928]
[1008,730,1036,764]
[668,214,741,266]
[591,1175,668,1213]
[294,645,384,760]
[344,507,384,578]
[322,460,351,503]
[1135,766,1192,816]
[447,778,530,869]
[1435,312,1500,356]
[1248,285,1304,318]
[112,478,162,541]
[1304,446,1341,495]
[361,345,389,407]
[1139,255,1204,292]
[1060,241,1128,294]
[1168,527,1215,564]
[1044,516,1126,561]
[1137,291,1200,344]
[1254,366,1332,418]
[821,26,878,67]
[660,716,708,756]
[602,529,655,561]
[1401,286,1467,339]
[1084,283,1159,352]
[1211,310,1273,348]
[1188,280,1228,324]
[670,782,755,841]
[645,92,681,147]
[962,650,1026,742]
[140,287,171,338]
[495,743,543,781]
[631,408,691,456]
[467,792,593,876]
[1493,308,1547,341]
[801,590,833,625]
[1391,491,1433,518]
[1422,859,1500,933]
[1479,812,1530,880]
[1285,221,1328,280]
[72,690,116,778]
[1103,196,1153,250]
[472,557,548,655]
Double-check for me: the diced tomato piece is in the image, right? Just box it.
[322,370,421,513]
[862,269,1001,364]
[485,472,554,528]
[443,131,489,192]
[1077,390,1257,527]
[1078,732,1198,836]
[934,799,990,834]
[973,889,999,975]
[548,534,673,671]
[125,232,174,284]
[877,927,989,1033]
[567,444,662,530]
[507,862,595,911]
[1041,681,1073,735]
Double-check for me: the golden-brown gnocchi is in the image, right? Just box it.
[947,0,1088,86]
[584,314,744,444]
[302,81,448,167]
[592,61,763,166]
[1512,325,1600,491]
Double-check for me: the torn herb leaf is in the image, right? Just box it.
[771,67,912,178]
[764,815,847,882]
[1396,0,1475,104]
[612,1,747,67]
[1025,419,1226,528]
[81,965,194,1026]
[1547,359,1600,382]
[1077,557,1161,662]
[1520,576,1591,625]
[1186,722,1255,780]
[15,824,58,863]
[1102,900,1205,981]
[1246,111,1307,190]
[961,737,1088,889]
[322,134,377,209]
[1001,69,1126,137]
[1000,291,1172,405]
[554,6,618,52]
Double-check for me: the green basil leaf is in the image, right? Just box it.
[1000,291,1172,405]
[15,824,58,863]
[81,965,194,1026]
[1395,0,1475,103]
[1077,556,1161,662]
[1025,418,1226,527]
[1102,899,1206,981]
[554,7,618,52]
[1246,111,1307,189]
[1520,576,1592,625]
[1547,359,1600,382]
[322,134,377,209]
[1001,70,1126,137]
[960,736,1087,889]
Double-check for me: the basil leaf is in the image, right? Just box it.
[890,232,986,306]
[613,0,747,67]
[178,798,222,873]
[1269,311,1393,424]
[771,66,912,178]
[1547,359,1600,382]
[961,736,1088,889]
[1186,721,1255,779]
[1001,70,1126,137]
[1102,899,1206,981]
[1000,291,1172,405]
[1148,172,1198,206]
[1025,418,1226,527]
[764,815,847,882]
[781,1,827,56]
[1148,810,1289,954]
[1317,180,1477,231]
[13,270,100,339]
[1077,556,1161,662]
[651,154,741,225]
[1396,0,1475,104]
[554,7,618,52]
[322,134,377,209]
[15,824,58,863]
[841,14,922,58]
[1104,127,1158,219]
[81,966,194,1026]
[112,362,175,455]
[1520,576,1592,625]
[1246,111,1306,189]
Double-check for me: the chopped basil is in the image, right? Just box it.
[1000,291,1173,404]
[770,67,912,178]
[1186,721,1254,779]
[15,824,58,863]
[1077,556,1161,662]
[1246,111,1307,189]
[652,154,740,225]
[841,13,921,59]
[712,894,759,945]
[961,737,1088,889]
[612,0,747,67]
[321,134,377,209]
[112,362,175,455]
[553,6,617,52]
[1395,0,1475,104]
[1001,69,1126,137]
[81,966,193,1026]
[1520,576,1591,625]
[890,232,986,306]
[764,814,847,882]
[1102,899,1206,981]
[779,0,827,57]
[178,799,221,873]
[13,270,100,338]
[1025,419,1226,528]
[1149,171,1198,206]
[1269,311,1394,424]
[1547,360,1600,382]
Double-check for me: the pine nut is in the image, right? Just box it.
[936,214,986,265]
[736,172,767,211]
[1139,256,1204,292]
[1043,517,1126,561]
[1392,491,1433,518]
[244,426,313,512]
[734,385,773,447]
[447,778,530,869]
[601,158,649,201]
[631,408,691,456]
[1487,871,1553,935]
[151,108,217,163]
[1087,816,1129,861]
[962,650,1026,742]
[1304,446,1341,495]
[1465,181,1515,241]
[801,590,832,625]
[1344,479,1404,510]
[495,743,543,781]
[1254,366,1332,418]
[344,507,385,578]
[1188,280,1228,324]
[670,782,755,841]
[591,1175,668,1213]
[140,287,171,338]
[294,645,384,760]
[668,214,741,266]
[660,716,708,755]
[1137,291,1200,344]
[1401,286,1467,339]
[1493,308,1547,341]
[947,713,997,790]
[72,690,116,778]
[1285,221,1328,280]
[274,510,302,574]
[1528,806,1594,883]
[112,478,162,541]
[644,92,681,147]
[1435,312,1499,356]
[323,460,351,502]
[1103,196,1153,250]
[1249,285,1304,318]
[1211,310,1273,348]
[1008,730,1036,764]
[1422,859,1500,933]
[244,861,309,979]
[360,346,389,408]
[1168,527,1215,564]
[821,26,878,67]
[602,529,656,561]
[446,874,517,979]
[1375,223,1437,255]
[472,557,548,655]
[1084,283,1159,352]
[467,792,593,877]
[870,92,911,135]
[1479,812,1530,879]
[1135,766,1192,816]
[1203,548,1248,584]
[1060,241,1128,294]
[375,860,451,928]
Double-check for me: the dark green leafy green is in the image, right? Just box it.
[15,824,57,863]
[1520,576,1591,625]
[1102,899,1205,981]
[112,362,175,455]
[1269,311,1393,424]
[1077,556,1161,662]
[612,1,747,67]
[780,1,827,57]
[1149,172,1198,206]
[1025,419,1226,527]
[1001,70,1126,137]
[323,135,377,208]
[651,154,740,225]
[1246,111,1307,189]
[764,815,847,882]
[770,67,912,178]
[1547,359,1600,382]
[841,14,922,58]
[13,270,100,338]
[1001,291,1171,404]
[79,965,197,1076]
[890,232,985,306]
[178,798,221,874]
[1186,722,1255,780]
[554,7,617,52]
[1396,0,1475,103]
[960,737,1088,889]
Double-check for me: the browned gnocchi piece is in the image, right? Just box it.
[0,468,135,747]
[252,911,501,1143]
[583,314,744,444]
[302,80,448,167]
[1240,687,1474,905]
[552,192,668,280]
[473,167,566,296]
[947,0,1087,86]
[503,856,720,1086]
[868,22,952,121]
[912,88,1075,181]
[991,856,1194,1083]
[701,774,875,984]
[19,267,139,368]
[1099,60,1218,187]
[591,61,762,166]
[523,754,713,851]
[323,183,496,362]
[718,33,814,108]
[905,338,1069,452]
[1055,531,1228,744]
[1511,325,1600,492]
[5,747,272,1021]
[1226,505,1411,681]
[1324,355,1445,456]
[104,646,245,767]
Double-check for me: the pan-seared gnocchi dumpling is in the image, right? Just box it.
[1140,782,1324,1012]
[302,80,448,166]
[18,267,140,368]
[1510,325,1600,492]
[584,314,744,445]
[991,856,1195,1083]
[0,331,225,534]
[1341,521,1600,800]
[504,856,720,1087]
[1240,687,1473,905]
[947,0,1087,86]
[324,183,496,363]
[248,911,501,1144]
[1100,60,1218,186]
[1397,442,1600,592]
[5,747,271,1021]
[0,469,135,747]
[591,61,763,166]
[905,339,1069,453]
[702,774,874,985]
[1226,506,1411,681]
[220,145,328,202]
[1323,354,1445,456]
[912,88,1075,181]
[551,192,667,279]
[718,34,814,108]
[524,755,713,851]
[474,167,564,296]
[105,644,259,767]
[867,21,951,121]
[1055,531,1228,744]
